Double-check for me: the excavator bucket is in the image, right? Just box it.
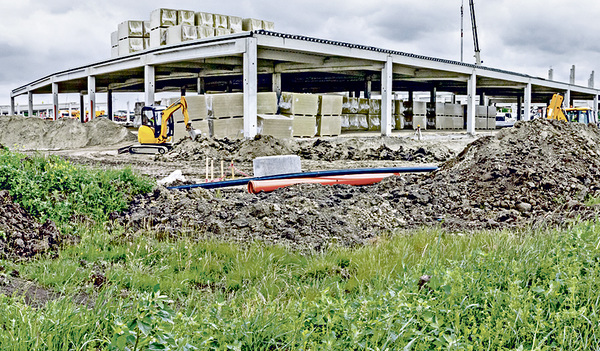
[187,126,202,141]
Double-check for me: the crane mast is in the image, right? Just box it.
[469,0,482,65]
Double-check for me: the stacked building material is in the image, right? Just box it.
[444,104,464,129]
[316,95,342,136]
[112,9,275,55]
[475,105,489,130]
[111,31,119,58]
[488,106,497,129]
[367,99,381,131]
[413,101,427,130]
[205,93,244,139]
[117,20,145,56]
[393,100,405,130]
[256,92,292,138]
[427,102,453,129]
[280,93,318,137]
[341,97,368,132]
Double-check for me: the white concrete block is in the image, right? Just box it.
[178,10,195,26]
[118,38,144,56]
[195,12,214,27]
[213,14,228,28]
[197,26,215,39]
[253,155,301,178]
[118,20,144,40]
[262,20,274,30]
[242,18,263,31]
[228,16,243,32]
[166,25,197,45]
[150,28,168,47]
[150,8,177,29]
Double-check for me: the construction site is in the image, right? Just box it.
[2,3,600,349]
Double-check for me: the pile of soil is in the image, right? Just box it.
[159,134,453,164]
[0,115,135,150]
[0,191,65,259]
[113,119,600,251]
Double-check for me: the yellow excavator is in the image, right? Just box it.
[546,93,596,124]
[119,96,201,154]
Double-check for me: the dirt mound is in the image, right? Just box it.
[159,135,452,164]
[0,115,135,150]
[0,191,65,259]
[162,135,294,162]
[113,120,600,250]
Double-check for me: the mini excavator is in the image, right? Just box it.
[119,96,201,154]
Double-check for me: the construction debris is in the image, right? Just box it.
[113,119,600,251]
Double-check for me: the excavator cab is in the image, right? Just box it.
[565,107,594,124]
[140,105,175,141]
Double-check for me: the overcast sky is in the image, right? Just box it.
[2,0,600,108]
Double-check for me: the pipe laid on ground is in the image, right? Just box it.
[167,166,438,191]
[247,173,400,194]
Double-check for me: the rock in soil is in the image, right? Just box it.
[113,119,600,251]
[0,190,67,259]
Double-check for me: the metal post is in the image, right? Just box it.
[28,90,33,117]
[243,37,258,138]
[466,71,476,135]
[52,81,59,121]
[381,55,393,136]
[107,89,113,121]
[144,65,156,106]
[524,82,532,121]
[88,75,96,120]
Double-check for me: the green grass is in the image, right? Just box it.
[2,148,600,349]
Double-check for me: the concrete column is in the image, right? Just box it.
[88,76,96,121]
[408,90,414,104]
[181,86,187,97]
[517,96,522,121]
[523,82,532,121]
[381,55,393,136]
[430,86,437,104]
[565,90,571,108]
[144,65,156,106]
[594,95,599,124]
[28,90,33,117]
[68,103,72,119]
[466,71,476,135]
[79,93,85,123]
[197,76,205,94]
[243,37,258,138]
[365,78,372,99]
[52,81,59,121]
[107,89,113,121]
[10,96,15,115]
[272,72,282,100]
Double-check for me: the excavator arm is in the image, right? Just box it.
[160,97,201,142]
[546,93,567,121]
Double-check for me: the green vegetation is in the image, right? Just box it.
[1,148,600,349]
[0,149,154,227]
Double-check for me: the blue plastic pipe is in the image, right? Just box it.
[167,166,438,191]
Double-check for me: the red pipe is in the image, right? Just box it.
[247,173,399,194]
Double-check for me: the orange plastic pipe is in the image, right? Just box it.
[247,173,399,194]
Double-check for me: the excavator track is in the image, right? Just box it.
[118,145,171,155]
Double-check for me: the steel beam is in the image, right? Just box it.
[88,75,96,120]
[107,89,113,121]
[243,37,258,138]
[523,82,532,121]
[52,80,59,121]
[381,55,393,136]
[145,65,156,106]
[466,71,476,135]
[80,93,85,123]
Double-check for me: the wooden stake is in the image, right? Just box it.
[221,160,224,179]
[205,158,209,182]
[210,159,214,181]
[231,161,235,180]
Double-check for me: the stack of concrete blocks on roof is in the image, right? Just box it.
[316,95,343,136]
[111,8,274,56]
[279,93,319,137]
[113,20,147,57]
[341,97,369,132]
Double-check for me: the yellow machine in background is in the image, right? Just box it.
[119,96,201,154]
[547,93,596,124]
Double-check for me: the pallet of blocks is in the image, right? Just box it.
[444,104,463,129]
[279,92,318,137]
[257,92,278,114]
[393,100,404,130]
[209,118,244,139]
[178,10,196,26]
[166,25,198,45]
[488,106,497,129]
[207,93,244,118]
[257,115,293,138]
[117,20,145,56]
[316,95,342,136]
[475,105,488,130]
[195,12,214,27]
[367,99,381,131]
[433,103,454,129]
[341,114,368,132]
[169,96,209,141]
[413,101,427,130]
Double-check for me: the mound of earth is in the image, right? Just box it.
[159,134,452,164]
[0,115,135,150]
[113,119,600,251]
[0,191,65,259]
